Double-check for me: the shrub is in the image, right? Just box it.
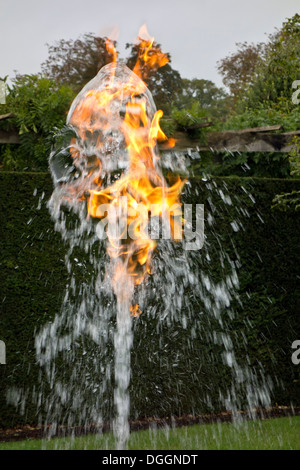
[0,75,75,171]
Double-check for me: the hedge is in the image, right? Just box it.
[0,172,299,428]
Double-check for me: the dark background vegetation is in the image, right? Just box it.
[0,173,299,427]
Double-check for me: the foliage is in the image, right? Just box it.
[241,14,300,110]
[190,150,290,179]
[214,151,290,178]
[175,78,229,117]
[0,75,75,170]
[169,101,209,142]
[41,33,116,92]
[215,101,300,132]
[159,101,215,143]
[272,189,300,212]
[272,137,300,211]
[171,101,209,128]
[159,79,229,139]
[288,136,300,177]
[159,117,176,138]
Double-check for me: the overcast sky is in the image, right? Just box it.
[0,0,299,89]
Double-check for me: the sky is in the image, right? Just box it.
[0,0,299,89]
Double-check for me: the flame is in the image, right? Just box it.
[68,27,184,312]
[130,304,142,317]
[132,24,169,81]
[106,38,117,64]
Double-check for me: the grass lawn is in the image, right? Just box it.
[0,416,299,450]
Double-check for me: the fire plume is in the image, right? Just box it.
[67,27,184,314]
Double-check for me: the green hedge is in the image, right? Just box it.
[0,172,299,428]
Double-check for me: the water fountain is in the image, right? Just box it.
[32,29,273,450]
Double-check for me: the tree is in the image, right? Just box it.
[217,41,265,103]
[175,78,229,118]
[41,33,116,91]
[217,14,300,111]
[244,14,300,109]
[42,33,182,115]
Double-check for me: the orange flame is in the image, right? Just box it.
[130,304,142,317]
[133,24,169,81]
[106,38,118,63]
[68,26,184,313]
